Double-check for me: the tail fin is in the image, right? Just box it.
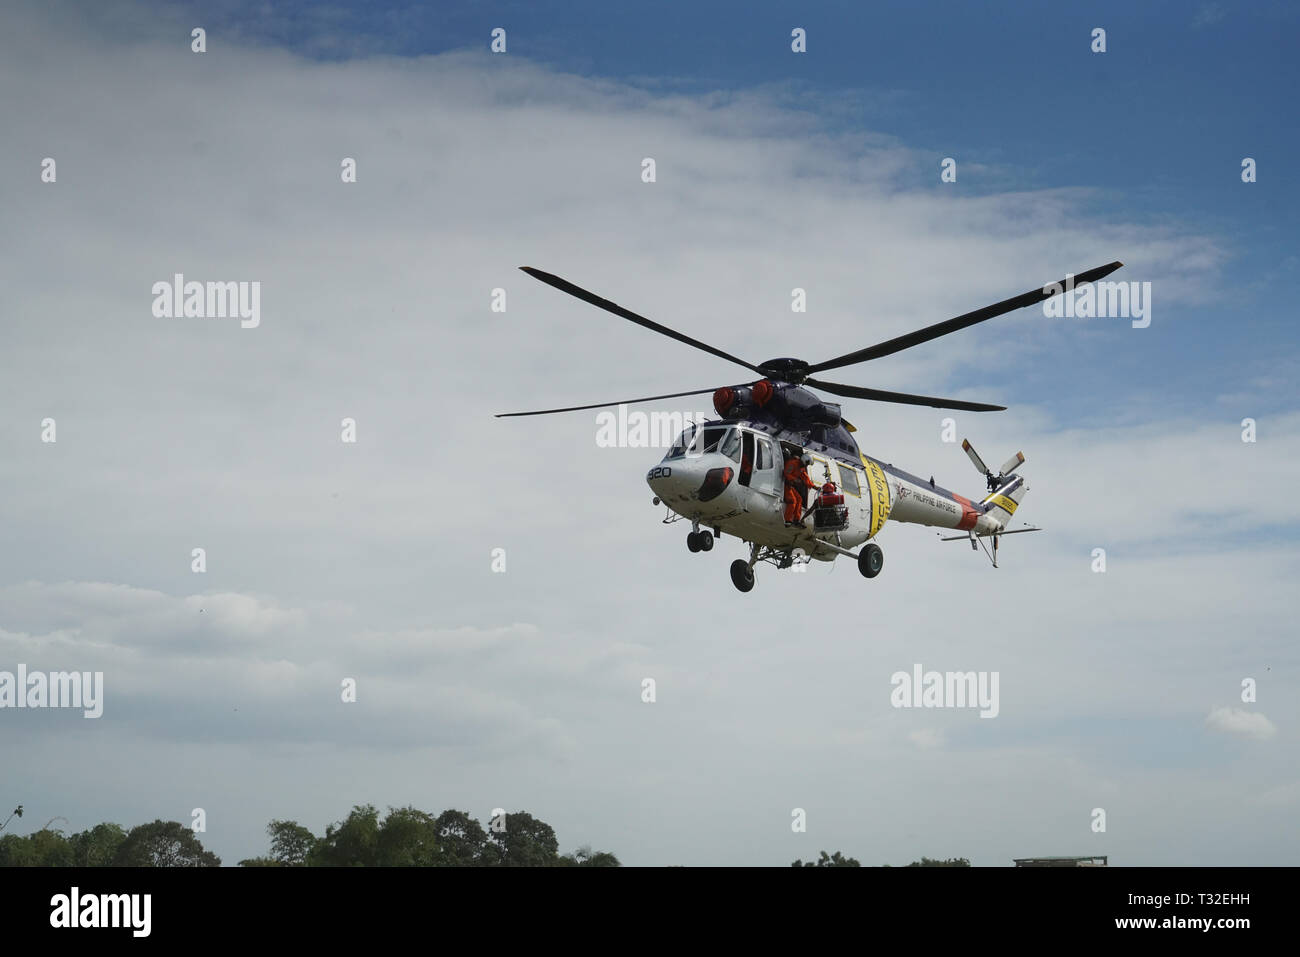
[982,473,1028,527]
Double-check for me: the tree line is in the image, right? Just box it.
[0,820,219,867]
[1,801,967,867]
[0,804,618,867]
[239,805,619,867]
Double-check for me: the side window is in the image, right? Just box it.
[810,457,831,488]
[739,431,755,487]
[837,462,861,496]
[756,438,774,470]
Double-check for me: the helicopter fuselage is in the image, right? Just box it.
[646,416,1015,563]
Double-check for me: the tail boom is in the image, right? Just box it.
[980,473,1028,530]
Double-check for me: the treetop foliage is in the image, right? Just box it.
[793,851,972,867]
[244,805,617,867]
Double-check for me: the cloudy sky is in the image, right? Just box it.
[1,0,1297,865]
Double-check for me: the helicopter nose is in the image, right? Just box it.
[646,460,695,503]
[647,456,735,508]
[647,456,710,503]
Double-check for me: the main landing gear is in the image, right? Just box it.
[858,543,884,578]
[728,542,762,593]
[725,540,882,592]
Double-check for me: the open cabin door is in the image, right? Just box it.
[739,430,781,501]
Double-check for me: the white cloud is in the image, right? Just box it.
[1206,707,1277,741]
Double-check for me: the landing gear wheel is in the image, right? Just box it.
[730,559,755,593]
[699,531,714,551]
[858,543,884,579]
[687,532,701,552]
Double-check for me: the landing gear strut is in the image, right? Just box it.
[858,543,884,578]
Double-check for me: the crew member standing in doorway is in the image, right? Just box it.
[783,451,814,527]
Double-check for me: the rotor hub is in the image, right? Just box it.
[757,357,810,383]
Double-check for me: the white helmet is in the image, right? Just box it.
[800,453,812,466]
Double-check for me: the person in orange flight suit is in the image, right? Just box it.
[783,452,815,527]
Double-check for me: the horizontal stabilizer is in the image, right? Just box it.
[938,527,1041,542]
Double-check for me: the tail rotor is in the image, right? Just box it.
[962,439,1024,492]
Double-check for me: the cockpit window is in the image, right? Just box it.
[718,428,741,463]
[667,425,732,460]
[665,424,698,460]
[697,427,728,455]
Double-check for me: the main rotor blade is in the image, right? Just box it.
[806,378,1006,412]
[496,386,720,418]
[806,261,1124,374]
[520,267,763,376]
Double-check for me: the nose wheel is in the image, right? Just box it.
[687,530,714,552]
[729,559,755,592]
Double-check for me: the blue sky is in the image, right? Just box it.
[194,0,1299,425]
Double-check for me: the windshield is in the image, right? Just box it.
[665,425,732,460]
[665,424,698,460]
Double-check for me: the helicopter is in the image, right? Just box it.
[498,261,1123,592]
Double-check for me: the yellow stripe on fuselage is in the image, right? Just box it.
[859,456,892,537]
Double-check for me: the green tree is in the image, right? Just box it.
[0,834,26,865]
[307,805,381,867]
[241,805,614,867]
[111,820,220,867]
[559,845,621,867]
[486,811,559,867]
[70,823,127,866]
[792,850,860,867]
[433,809,488,866]
[0,828,74,866]
[267,819,317,867]
[375,807,441,866]
[906,856,971,867]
